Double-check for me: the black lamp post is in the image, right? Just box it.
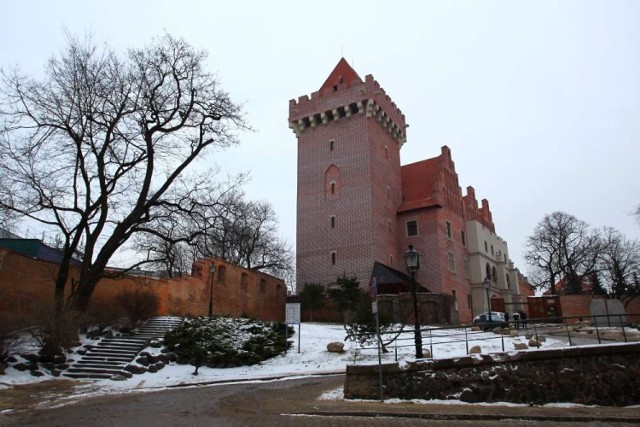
[208,264,216,318]
[403,245,423,359]
[483,277,492,322]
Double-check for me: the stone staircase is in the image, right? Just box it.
[64,316,182,379]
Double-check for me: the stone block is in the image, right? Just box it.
[469,345,482,354]
[327,342,345,353]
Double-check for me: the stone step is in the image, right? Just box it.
[74,362,127,369]
[64,372,114,379]
[81,356,132,362]
[67,367,123,374]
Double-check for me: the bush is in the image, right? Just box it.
[164,317,293,367]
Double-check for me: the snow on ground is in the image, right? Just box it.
[0,322,581,395]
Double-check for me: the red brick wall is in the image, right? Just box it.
[0,250,286,323]
[293,72,405,289]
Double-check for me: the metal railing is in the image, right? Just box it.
[345,312,640,364]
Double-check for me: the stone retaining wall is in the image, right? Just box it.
[344,343,640,406]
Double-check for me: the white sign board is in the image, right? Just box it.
[285,303,301,324]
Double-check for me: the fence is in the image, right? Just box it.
[345,312,640,363]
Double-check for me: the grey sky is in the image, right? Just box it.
[2,0,639,278]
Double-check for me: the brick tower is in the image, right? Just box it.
[289,59,407,290]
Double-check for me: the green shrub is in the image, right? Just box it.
[164,317,294,367]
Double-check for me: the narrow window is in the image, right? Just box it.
[452,289,458,311]
[446,221,452,240]
[506,274,511,289]
[385,145,389,158]
[485,263,491,280]
[241,273,248,291]
[330,215,336,229]
[461,230,466,247]
[463,257,470,279]
[491,244,494,255]
[484,241,488,252]
[448,250,456,272]
[217,265,226,285]
[406,220,418,237]
[330,182,336,195]
[329,139,335,151]
[331,251,337,265]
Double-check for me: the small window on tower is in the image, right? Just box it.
[329,140,335,151]
[406,220,418,237]
[331,251,337,265]
[330,215,336,229]
[330,182,336,195]
[446,221,452,240]
[461,230,467,247]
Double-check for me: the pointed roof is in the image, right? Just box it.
[319,58,363,95]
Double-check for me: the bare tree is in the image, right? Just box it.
[598,227,640,307]
[0,33,247,314]
[525,212,603,294]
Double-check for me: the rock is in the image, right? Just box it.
[469,345,482,354]
[148,364,158,373]
[50,369,61,377]
[53,355,67,364]
[156,354,168,363]
[510,330,518,337]
[538,336,547,342]
[155,361,165,371]
[459,389,479,403]
[136,356,150,366]
[513,343,528,350]
[422,349,431,358]
[76,348,87,355]
[0,362,6,375]
[470,326,482,332]
[150,340,162,348]
[165,352,177,363]
[528,339,540,347]
[22,353,39,363]
[56,363,70,370]
[6,356,17,363]
[111,374,128,381]
[119,370,133,379]
[13,363,28,372]
[124,364,147,375]
[160,347,171,353]
[41,362,55,371]
[30,370,44,377]
[524,331,534,339]
[327,342,345,353]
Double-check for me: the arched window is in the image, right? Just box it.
[485,263,491,281]
[506,274,511,289]
[492,266,498,283]
[324,165,341,200]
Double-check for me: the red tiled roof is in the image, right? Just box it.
[398,156,442,213]
[319,58,363,94]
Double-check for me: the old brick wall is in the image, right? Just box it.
[344,343,640,406]
[0,250,286,323]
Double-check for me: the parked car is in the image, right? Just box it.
[472,311,507,329]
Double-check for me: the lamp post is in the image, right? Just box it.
[483,277,492,322]
[208,264,216,318]
[403,245,423,359]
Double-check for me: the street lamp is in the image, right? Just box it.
[208,264,216,318]
[403,245,423,359]
[483,277,492,322]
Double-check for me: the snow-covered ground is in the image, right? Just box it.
[0,323,639,406]
[0,321,592,396]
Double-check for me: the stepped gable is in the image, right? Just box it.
[398,156,442,213]
[288,58,407,145]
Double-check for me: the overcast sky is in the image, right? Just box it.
[2,1,639,278]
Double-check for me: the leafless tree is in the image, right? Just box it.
[525,212,603,294]
[598,227,640,307]
[133,174,294,282]
[0,33,247,314]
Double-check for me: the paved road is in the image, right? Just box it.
[2,375,640,426]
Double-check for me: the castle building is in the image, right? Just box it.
[289,59,522,323]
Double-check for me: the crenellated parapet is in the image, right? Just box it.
[289,74,407,146]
